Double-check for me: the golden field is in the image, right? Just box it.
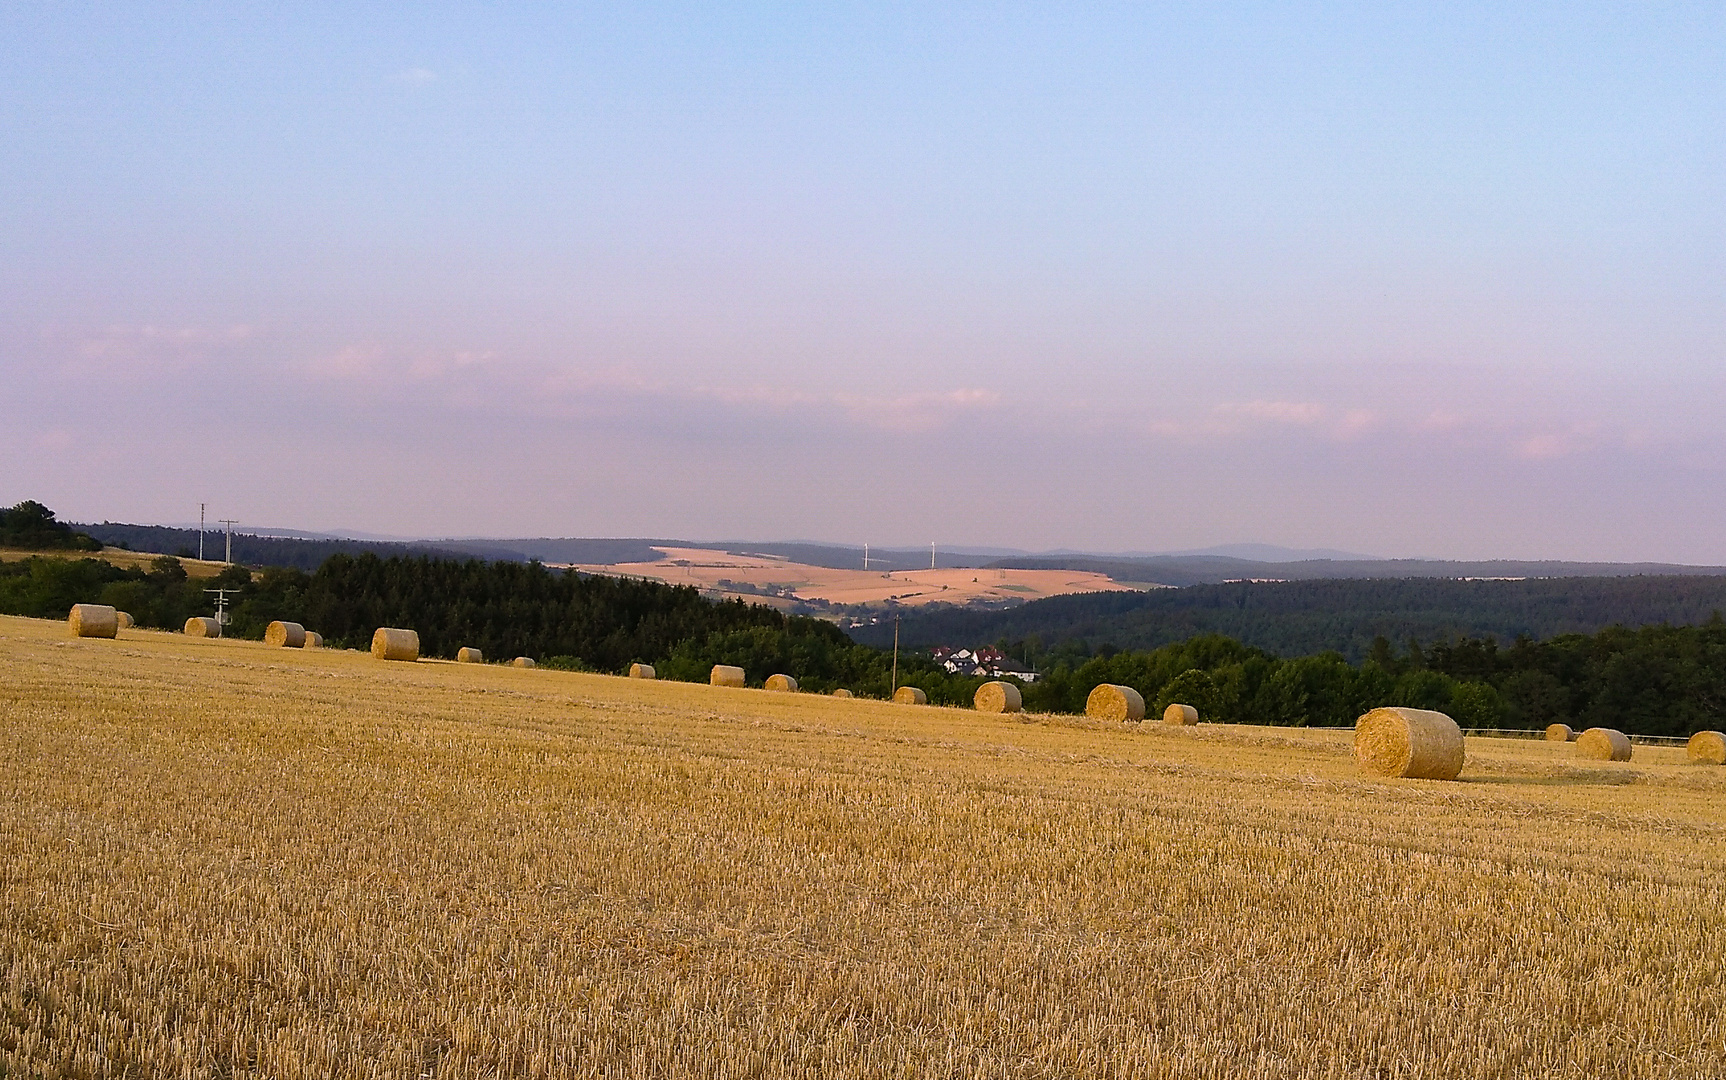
[0,547,230,578]
[2,612,1724,1078]
[571,546,1140,609]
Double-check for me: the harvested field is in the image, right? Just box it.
[1,612,1724,1078]
[571,546,1138,608]
[0,546,229,578]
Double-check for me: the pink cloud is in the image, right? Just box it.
[1213,399,1328,425]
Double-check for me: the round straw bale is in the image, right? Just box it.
[1576,727,1632,761]
[184,616,221,638]
[371,627,419,662]
[304,631,323,648]
[68,604,118,639]
[1086,684,1145,722]
[1353,707,1465,780]
[1687,730,1726,766]
[710,664,746,687]
[894,686,927,705]
[115,611,135,630]
[1544,723,1575,742]
[974,680,1022,713]
[264,621,307,648]
[1163,703,1199,726]
[765,673,799,692]
[512,657,535,669]
[831,688,853,698]
[629,662,656,679]
[455,647,483,664]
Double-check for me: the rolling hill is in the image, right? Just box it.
[847,574,1726,660]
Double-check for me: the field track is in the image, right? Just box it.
[3,613,1724,1078]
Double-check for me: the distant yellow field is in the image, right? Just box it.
[2,612,1723,1077]
[574,545,1141,608]
[0,546,230,578]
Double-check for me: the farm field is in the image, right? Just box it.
[2,613,1724,1078]
[0,547,230,578]
[571,545,1140,609]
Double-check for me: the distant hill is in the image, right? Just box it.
[66,517,1726,589]
[1154,543,1382,561]
[705,542,959,573]
[847,575,1726,660]
[450,538,671,564]
[70,523,672,572]
[73,522,453,571]
[980,554,1726,588]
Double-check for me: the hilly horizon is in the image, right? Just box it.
[137,526,1381,565]
[67,516,1726,575]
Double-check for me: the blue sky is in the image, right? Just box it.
[4,3,1723,559]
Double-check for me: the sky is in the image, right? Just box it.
[4,2,1723,561]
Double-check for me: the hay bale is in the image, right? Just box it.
[1163,703,1199,726]
[894,686,927,705]
[832,688,853,698]
[1086,684,1145,723]
[1576,727,1633,761]
[1687,730,1726,766]
[456,647,484,664]
[711,664,746,687]
[1544,723,1575,742]
[264,621,307,648]
[304,631,323,648]
[115,611,135,630]
[974,680,1022,713]
[765,673,799,692]
[184,616,221,638]
[629,662,656,679]
[512,657,535,669]
[68,604,118,639]
[371,627,419,662]
[1353,707,1465,780]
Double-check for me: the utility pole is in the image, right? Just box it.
[219,519,238,565]
[203,587,238,636]
[930,542,936,570]
[891,615,900,695]
[863,543,869,571]
[199,503,206,561]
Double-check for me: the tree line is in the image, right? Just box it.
[3,539,1724,737]
[0,501,101,552]
[854,574,1726,662]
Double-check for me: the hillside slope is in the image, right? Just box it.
[850,575,1726,659]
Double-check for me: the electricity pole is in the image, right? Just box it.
[863,543,869,571]
[930,542,936,570]
[203,587,238,636]
[891,615,900,695]
[219,519,238,565]
[199,503,206,561]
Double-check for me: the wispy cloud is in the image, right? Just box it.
[394,67,437,85]
[25,323,259,376]
[1213,400,1327,426]
[300,344,498,381]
